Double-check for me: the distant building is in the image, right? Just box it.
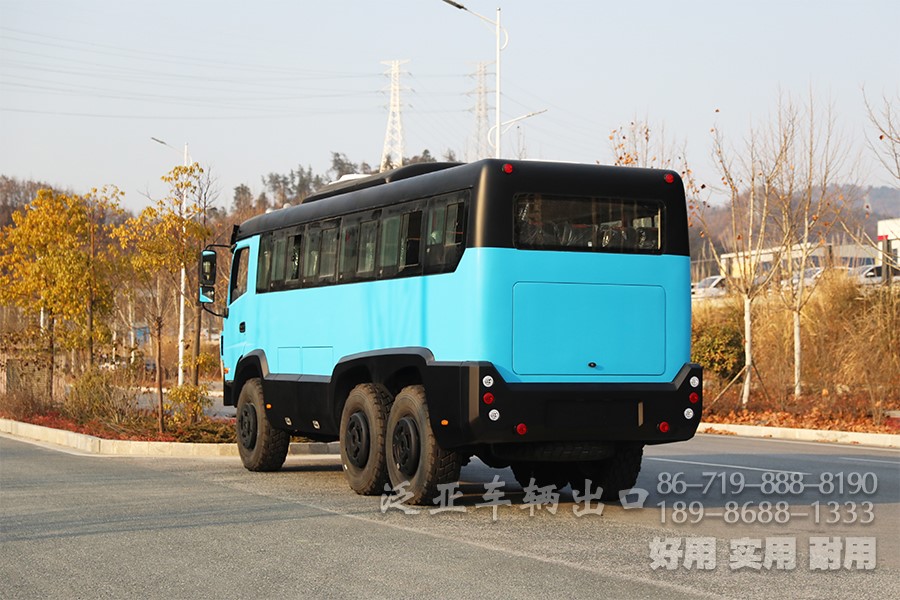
[718,241,879,280]
[876,218,900,267]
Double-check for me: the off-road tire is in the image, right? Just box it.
[385,385,461,505]
[510,462,572,492]
[236,378,290,471]
[340,383,393,495]
[570,443,644,501]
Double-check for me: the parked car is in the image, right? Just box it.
[692,275,727,298]
[850,264,899,285]
[785,267,823,289]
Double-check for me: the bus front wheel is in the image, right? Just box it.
[340,384,392,495]
[236,378,290,471]
[385,385,461,505]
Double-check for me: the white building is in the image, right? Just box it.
[876,218,900,266]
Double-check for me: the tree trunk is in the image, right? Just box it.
[47,315,55,402]
[87,295,94,371]
[128,295,136,363]
[155,316,165,434]
[741,295,752,407]
[793,309,803,398]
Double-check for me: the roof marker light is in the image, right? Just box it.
[664,173,675,184]
[502,163,514,174]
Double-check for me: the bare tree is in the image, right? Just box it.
[771,94,852,398]
[864,90,900,184]
[188,166,221,386]
[609,118,680,170]
[695,119,792,406]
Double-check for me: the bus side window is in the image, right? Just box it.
[445,202,465,246]
[427,203,446,246]
[256,233,273,292]
[286,233,302,287]
[339,222,360,282]
[230,247,250,303]
[270,235,287,289]
[424,201,447,272]
[319,226,339,281]
[302,228,321,284]
[442,201,466,268]
[378,215,401,277]
[399,210,422,272]
[358,220,378,277]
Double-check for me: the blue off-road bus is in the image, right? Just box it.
[199,159,702,504]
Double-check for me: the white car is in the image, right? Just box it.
[692,275,727,298]
[850,264,899,285]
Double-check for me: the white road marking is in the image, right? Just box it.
[645,456,810,475]
[839,457,899,466]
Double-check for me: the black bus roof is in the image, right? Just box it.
[234,159,685,247]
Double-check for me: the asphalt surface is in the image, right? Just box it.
[1,433,897,599]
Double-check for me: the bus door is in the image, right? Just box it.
[223,244,252,379]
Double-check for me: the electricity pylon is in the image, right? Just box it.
[380,59,409,172]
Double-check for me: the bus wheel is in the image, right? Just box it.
[570,443,644,501]
[236,378,290,471]
[511,462,570,492]
[339,384,392,495]
[386,385,461,505]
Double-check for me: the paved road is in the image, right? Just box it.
[1,433,897,599]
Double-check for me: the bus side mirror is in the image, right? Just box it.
[199,250,217,304]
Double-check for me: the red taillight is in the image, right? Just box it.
[658,421,670,433]
[483,392,495,405]
[502,163,514,174]
[664,173,675,184]
[689,392,699,404]
[516,423,528,435]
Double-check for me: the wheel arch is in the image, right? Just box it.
[233,350,269,406]
[330,348,431,426]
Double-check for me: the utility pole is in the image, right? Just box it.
[442,2,507,159]
[380,59,409,172]
[151,136,189,387]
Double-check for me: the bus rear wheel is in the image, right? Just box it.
[510,462,571,492]
[385,385,461,505]
[569,443,644,501]
[236,378,290,471]
[340,384,392,495]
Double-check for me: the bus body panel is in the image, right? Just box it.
[511,282,666,377]
[226,247,692,387]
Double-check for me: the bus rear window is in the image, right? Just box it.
[514,193,664,253]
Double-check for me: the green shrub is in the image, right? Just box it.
[165,383,210,426]
[692,317,744,382]
[66,369,137,424]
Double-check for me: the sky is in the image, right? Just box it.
[1,0,898,213]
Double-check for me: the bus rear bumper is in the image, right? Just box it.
[429,362,703,450]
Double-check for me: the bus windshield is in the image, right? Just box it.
[514,193,664,253]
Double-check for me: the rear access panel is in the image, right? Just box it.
[512,282,665,377]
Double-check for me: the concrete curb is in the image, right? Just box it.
[3,418,897,456]
[0,419,340,457]
[699,422,899,448]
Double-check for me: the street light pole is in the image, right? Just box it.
[151,137,189,387]
[443,1,508,159]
